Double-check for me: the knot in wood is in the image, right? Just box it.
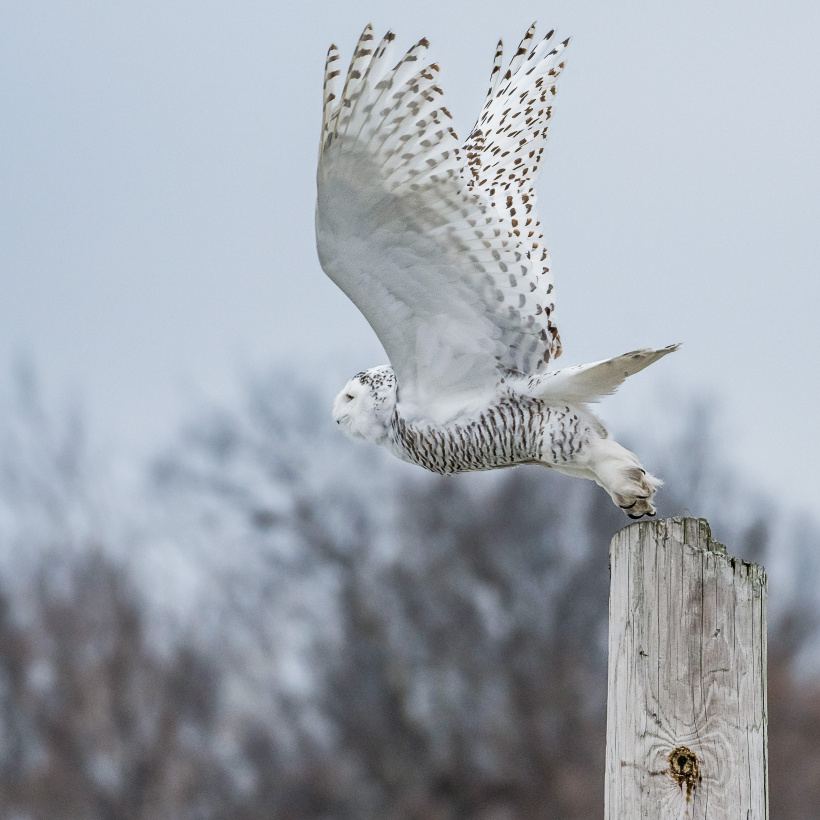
[668,746,700,801]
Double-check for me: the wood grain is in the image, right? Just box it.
[605,517,768,819]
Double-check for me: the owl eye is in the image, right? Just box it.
[344,393,355,401]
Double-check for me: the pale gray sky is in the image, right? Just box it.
[2,1,819,512]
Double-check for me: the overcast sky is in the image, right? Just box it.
[2,1,819,513]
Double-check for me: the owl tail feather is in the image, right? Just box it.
[522,344,680,405]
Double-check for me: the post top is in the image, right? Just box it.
[620,516,726,555]
[614,516,766,580]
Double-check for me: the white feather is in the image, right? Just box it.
[514,345,681,405]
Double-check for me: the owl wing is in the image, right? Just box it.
[316,27,557,421]
[462,24,569,362]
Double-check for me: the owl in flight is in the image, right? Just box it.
[315,23,679,517]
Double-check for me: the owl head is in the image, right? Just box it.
[332,365,397,444]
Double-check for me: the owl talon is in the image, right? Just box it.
[587,439,661,519]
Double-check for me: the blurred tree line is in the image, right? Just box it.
[0,366,818,819]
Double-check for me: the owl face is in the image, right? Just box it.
[332,365,397,444]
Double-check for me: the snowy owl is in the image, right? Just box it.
[315,23,679,517]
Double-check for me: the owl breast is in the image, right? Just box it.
[388,395,599,474]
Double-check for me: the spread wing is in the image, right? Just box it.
[316,26,563,420]
[463,23,569,361]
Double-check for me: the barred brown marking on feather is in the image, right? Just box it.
[488,408,502,455]
[456,423,469,451]
[490,412,504,461]
[550,428,559,461]
[475,420,489,457]
[505,406,517,453]
[515,400,528,439]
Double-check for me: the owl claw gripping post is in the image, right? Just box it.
[316,23,679,518]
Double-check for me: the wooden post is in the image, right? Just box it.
[605,517,768,818]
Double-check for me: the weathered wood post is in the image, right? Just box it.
[605,517,768,818]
